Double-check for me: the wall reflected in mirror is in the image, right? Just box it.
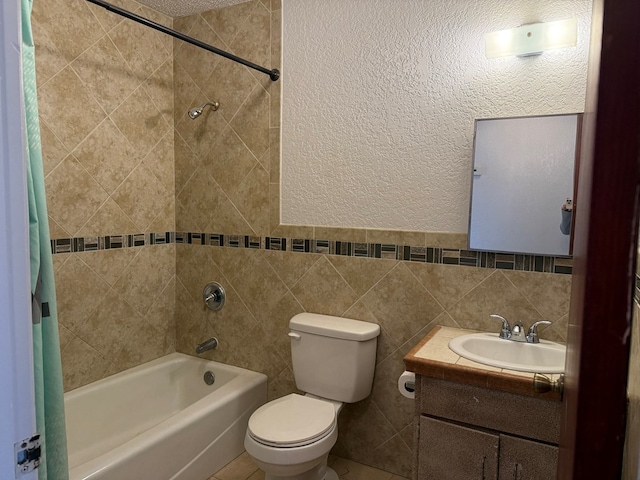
[469,114,581,256]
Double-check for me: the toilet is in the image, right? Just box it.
[244,313,380,480]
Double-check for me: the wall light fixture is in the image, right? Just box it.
[485,18,578,59]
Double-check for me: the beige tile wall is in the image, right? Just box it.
[33,0,176,390]
[173,0,275,236]
[170,2,572,477]
[174,245,570,477]
[34,0,175,239]
[52,245,176,391]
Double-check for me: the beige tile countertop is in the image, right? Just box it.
[403,326,562,401]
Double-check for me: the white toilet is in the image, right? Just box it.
[244,313,380,480]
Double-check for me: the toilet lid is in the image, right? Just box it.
[248,394,336,447]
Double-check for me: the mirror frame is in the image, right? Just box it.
[467,113,583,256]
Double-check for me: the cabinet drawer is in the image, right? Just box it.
[418,376,561,444]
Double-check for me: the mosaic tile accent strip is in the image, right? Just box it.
[266,237,286,251]
[50,232,573,274]
[291,239,311,253]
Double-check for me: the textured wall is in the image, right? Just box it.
[280,0,592,232]
[33,0,176,390]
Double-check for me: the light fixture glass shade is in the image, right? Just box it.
[485,18,578,59]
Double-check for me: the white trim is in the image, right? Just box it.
[0,0,38,478]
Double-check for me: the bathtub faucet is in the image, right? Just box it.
[195,337,218,354]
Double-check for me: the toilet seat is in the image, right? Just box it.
[248,394,336,448]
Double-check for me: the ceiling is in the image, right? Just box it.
[134,0,250,18]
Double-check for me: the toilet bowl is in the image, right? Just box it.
[244,394,341,480]
[243,314,380,480]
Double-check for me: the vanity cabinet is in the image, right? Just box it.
[415,376,561,480]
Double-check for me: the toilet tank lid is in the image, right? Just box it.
[289,313,380,341]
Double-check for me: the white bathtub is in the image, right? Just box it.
[65,353,267,480]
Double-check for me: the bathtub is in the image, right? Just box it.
[65,353,267,480]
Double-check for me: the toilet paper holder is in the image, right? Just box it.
[398,371,416,399]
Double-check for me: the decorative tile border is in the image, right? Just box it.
[50,232,573,275]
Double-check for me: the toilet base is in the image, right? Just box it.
[323,467,339,480]
[264,465,338,480]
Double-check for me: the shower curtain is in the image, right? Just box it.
[22,0,69,478]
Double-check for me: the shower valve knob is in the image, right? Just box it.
[203,282,225,311]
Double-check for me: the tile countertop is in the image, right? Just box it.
[403,326,563,401]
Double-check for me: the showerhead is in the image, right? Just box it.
[188,101,220,120]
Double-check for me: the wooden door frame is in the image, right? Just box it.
[558,0,640,477]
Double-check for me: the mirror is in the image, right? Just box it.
[468,114,581,256]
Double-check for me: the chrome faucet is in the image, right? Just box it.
[526,321,552,343]
[490,314,511,339]
[195,337,218,354]
[490,315,551,344]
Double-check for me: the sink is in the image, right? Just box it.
[448,333,566,373]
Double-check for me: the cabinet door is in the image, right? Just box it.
[419,416,499,480]
[498,434,558,480]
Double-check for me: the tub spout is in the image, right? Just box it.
[196,337,218,354]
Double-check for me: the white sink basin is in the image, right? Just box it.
[448,333,566,373]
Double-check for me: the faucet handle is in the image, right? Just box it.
[527,321,552,343]
[490,314,511,339]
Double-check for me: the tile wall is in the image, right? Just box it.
[173,0,276,236]
[32,0,176,391]
[174,242,571,476]
[34,0,573,477]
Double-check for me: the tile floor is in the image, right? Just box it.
[208,451,410,480]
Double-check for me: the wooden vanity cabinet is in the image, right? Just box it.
[415,375,561,480]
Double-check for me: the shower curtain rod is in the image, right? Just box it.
[85,0,280,81]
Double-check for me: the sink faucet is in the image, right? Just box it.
[490,315,551,344]
[489,314,511,339]
[195,337,218,354]
[526,321,552,343]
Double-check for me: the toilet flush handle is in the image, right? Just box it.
[288,332,301,340]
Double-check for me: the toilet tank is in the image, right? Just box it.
[289,313,380,403]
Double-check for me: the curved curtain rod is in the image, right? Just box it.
[85,0,280,81]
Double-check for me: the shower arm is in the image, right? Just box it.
[85,0,280,82]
